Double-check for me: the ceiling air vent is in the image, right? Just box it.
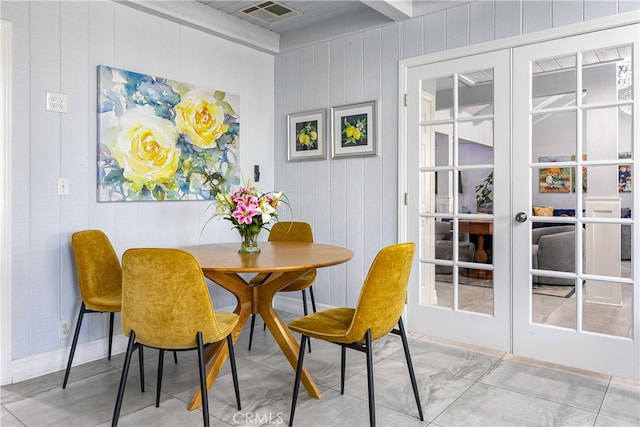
[241,1,301,24]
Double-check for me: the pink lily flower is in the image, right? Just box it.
[232,201,260,225]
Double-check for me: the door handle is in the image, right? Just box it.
[515,212,528,223]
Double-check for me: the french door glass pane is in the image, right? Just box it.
[434,127,453,167]
[532,55,576,109]
[532,111,576,163]
[458,120,494,166]
[421,76,453,121]
[458,69,494,117]
[532,274,577,329]
[583,284,633,337]
[584,107,631,162]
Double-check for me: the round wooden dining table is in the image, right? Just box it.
[180,241,353,410]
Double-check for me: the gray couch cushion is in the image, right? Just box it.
[533,225,578,286]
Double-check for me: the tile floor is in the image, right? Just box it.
[1,310,639,427]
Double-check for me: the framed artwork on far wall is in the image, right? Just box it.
[331,101,377,158]
[619,164,632,192]
[619,152,632,192]
[538,155,571,193]
[287,109,327,161]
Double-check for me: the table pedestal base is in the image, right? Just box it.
[187,269,322,411]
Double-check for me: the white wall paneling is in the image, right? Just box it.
[423,10,446,55]
[470,0,495,44]
[495,0,522,39]
[446,3,470,50]
[523,0,552,34]
[553,0,583,27]
[2,0,273,382]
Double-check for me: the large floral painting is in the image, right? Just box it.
[97,65,241,201]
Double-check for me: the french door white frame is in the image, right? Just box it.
[399,12,640,380]
[404,50,512,351]
[512,23,640,380]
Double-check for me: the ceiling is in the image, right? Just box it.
[120,0,470,53]
[198,1,396,51]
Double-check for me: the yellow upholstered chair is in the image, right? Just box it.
[247,221,317,351]
[63,230,124,388]
[63,230,175,389]
[288,242,423,427]
[112,248,240,427]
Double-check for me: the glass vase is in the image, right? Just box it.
[238,228,261,254]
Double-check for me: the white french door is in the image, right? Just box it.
[405,50,511,351]
[404,20,639,380]
[512,24,639,379]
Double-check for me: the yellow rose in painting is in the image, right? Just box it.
[176,90,229,149]
[111,107,180,190]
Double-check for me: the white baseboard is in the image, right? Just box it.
[10,334,130,384]
[8,300,328,384]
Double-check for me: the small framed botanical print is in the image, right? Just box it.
[331,101,377,159]
[287,109,327,161]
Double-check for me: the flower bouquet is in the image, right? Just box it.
[205,181,287,253]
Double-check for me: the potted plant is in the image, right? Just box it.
[475,171,493,213]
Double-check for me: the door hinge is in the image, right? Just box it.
[404,192,408,205]
[404,93,407,107]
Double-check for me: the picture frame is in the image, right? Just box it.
[331,101,377,158]
[287,109,327,161]
[538,155,571,193]
[619,152,632,192]
[97,65,241,202]
[619,164,632,192]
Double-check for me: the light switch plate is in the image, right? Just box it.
[57,178,69,196]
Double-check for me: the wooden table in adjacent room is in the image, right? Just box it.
[181,241,354,410]
[457,220,493,279]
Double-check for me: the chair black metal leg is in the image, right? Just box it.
[301,290,308,316]
[62,303,86,388]
[365,329,375,427]
[289,335,307,427]
[156,349,164,407]
[197,332,210,427]
[309,286,316,313]
[340,344,346,395]
[173,351,178,364]
[111,331,136,427]
[397,317,424,421]
[108,312,115,360]
[248,314,256,350]
[300,291,311,353]
[227,335,241,410]
[138,345,145,393]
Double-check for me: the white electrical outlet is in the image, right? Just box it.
[46,91,68,113]
[57,178,70,196]
[59,319,71,339]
